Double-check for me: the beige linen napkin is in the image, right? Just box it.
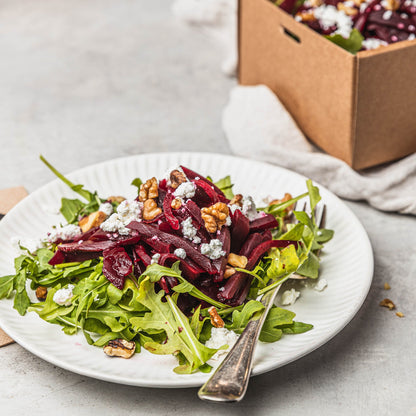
[0,186,28,347]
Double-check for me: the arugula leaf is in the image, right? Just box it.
[131,178,143,194]
[13,290,31,316]
[130,277,218,373]
[226,300,265,333]
[259,307,296,342]
[325,29,363,55]
[214,175,234,199]
[0,275,14,299]
[60,198,85,224]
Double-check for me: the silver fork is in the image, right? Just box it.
[198,203,327,402]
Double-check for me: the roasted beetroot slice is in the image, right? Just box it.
[185,200,205,228]
[173,206,210,243]
[279,0,298,13]
[163,191,180,230]
[230,209,250,253]
[212,227,231,282]
[143,236,172,253]
[133,244,152,267]
[102,246,133,290]
[127,221,217,274]
[249,215,279,233]
[180,165,227,199]
[48,249,66,265]
[72,227,99,242]
[239,233,264,257]
[159,253,203,281]
[58,240,117,253]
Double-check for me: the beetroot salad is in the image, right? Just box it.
[274,0,416,53]
[0,156,333,374]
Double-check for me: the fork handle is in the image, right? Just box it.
[198,318,261,402]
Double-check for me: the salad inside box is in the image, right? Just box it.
[272,0,416,52]
[0,157,333,374]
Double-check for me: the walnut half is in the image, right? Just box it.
[142,198,162,221]
[201,202,230,233]
[103,339,136,359]
[139,177,159,202]
[170,170,187,189]
[79,211,107,233]
[208,306,225,328]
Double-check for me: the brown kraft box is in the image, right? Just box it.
[238,0,416,170]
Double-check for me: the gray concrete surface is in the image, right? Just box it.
[0,1,415,415]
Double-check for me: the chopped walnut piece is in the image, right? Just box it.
[107,196,125,204]
[35,286,48,301]
[103,339,136,359]
[170,170,187,189]
[337,3,358,15]
[139,177,159,202]
[201,202,230,233]
[230,194,243,207]
[396,312,404,318]
[296,11,316,22]
[352,0,366,5]
[227,253,248,269]
[142,199,162,221]
[224,266,236,279]
[385,0,400,10]
[208,306,225,328]
[309,0,323,6]
[384,282,391,290]
[171,197,182,210]
[379,298,395,310]
[79,211,107,233]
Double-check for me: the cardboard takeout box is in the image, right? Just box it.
[238,0,416,170]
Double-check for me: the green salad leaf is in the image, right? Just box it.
[325,29,364,55]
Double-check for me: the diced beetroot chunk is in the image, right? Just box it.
[143,236,172,253]
[102,246,133,289]
[133,244,152,266]
[58,240,117,253]
[192,179,219,207]
[230,210,250,253]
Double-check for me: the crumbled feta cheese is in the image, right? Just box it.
[362,38,388,50]
[99,202,114,217]
[382,10,392,20]
[173,248,187,259]
[100,200,142,235]
[181,217,201,244]
[228,204,241,215]
[53,284,75,306]
[314,5,353,39]
[314,278,328,292]
[200,239,225,260]
[47,224,82,243]
[242,196,262,221]
[11,237,44,255]
[280,288,300,306]
[173,181,196,199]
[206,327,239,362]
[225,215,232,227]
[151,253,160,264]
[409,33,416,41]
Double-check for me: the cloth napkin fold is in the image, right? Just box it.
[223,85,416,216]
[0,186,28,347]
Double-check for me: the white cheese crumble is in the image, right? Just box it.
[151,253,161,264]
[205,327,239,362]
[100,200,142,235]
[47,224,82,243]
[408,33,416,41]
[200,239,225,260]
[314,278,328,292]
[242,196,262,221]
[181,217,201,244]
[280,288,300,306]
[313,5,353,39]
[173,248,187,259]
[225,215,232,227]
[382,10,392,20]
[362,38,388,50]
[173,181,196,199]
[99,202,114,217]
[53,284,75,306]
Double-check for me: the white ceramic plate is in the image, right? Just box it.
[0,153,373,388]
